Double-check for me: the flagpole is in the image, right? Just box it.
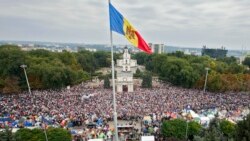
[108,0,119,141]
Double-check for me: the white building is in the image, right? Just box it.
[149,43,165,54]
[116,47,137,92]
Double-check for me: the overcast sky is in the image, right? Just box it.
[0,0,249,49]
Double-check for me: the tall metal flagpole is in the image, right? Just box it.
[108,0,119,140]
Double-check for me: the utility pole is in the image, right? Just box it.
[20,64,31,95]
[185,120,189,140]
[203,67,210,93]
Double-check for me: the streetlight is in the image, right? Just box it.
[203,67,210,93]
[185,120,189,140]
[185,111,191,141]
[20,64,31,95]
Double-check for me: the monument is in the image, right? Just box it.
[116,47,137,92]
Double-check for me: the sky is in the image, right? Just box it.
[0,0,249,50]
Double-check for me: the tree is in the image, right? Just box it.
[219,119,236,139]
[144,55,155,71]
[15,128,45,141]
[93,51,111,68]
[188,121,202,140]
[104,75,110,89]
[242,57,250,68]
[160,57,199,88]
[235,114,250,141]
[15,128,71,141]
[203,127,221,141]
[132,52,149,65]
[217,56,237,64]
[76,50,97,74]
[141,72,152,88]
[161,119,186,140]
[0,126,15,141]
[47,128,71,141]
[207,72,222,92]
[0,45,26,77]
[227,63,245,74]
[161,120,201,141]
[134,68,142,78]
[170,51,185,58]
[152,54,168,73]
[2,76,20,94]
[202,116,226,141]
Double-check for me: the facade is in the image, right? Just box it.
[201,46,228,58]
[149,43,165,54]
[116,47,137,92]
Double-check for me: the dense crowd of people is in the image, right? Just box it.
[0,80,249,140]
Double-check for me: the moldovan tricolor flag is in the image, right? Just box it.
[109,3,152,54]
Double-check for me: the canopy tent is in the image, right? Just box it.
[88,139,103,141]
[141,136,155,141]
[190,110,199,118]
[0,117,12,122]
[200,116,210,127]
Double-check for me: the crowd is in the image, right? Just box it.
[0,81,249,140]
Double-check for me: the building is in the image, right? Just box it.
[184,49,202,56]
[149,43,165,54]
[201,46,228,58]
[116,47,137,92]
[77,47,97,52]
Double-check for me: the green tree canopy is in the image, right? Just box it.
[243,57,250,68]
[220,119,236,138]
[0,45,92,93]
[217,56,237,65]
[15,128,45,141]
[160,57,199,88]
[235,114,250,141]
[0,126,15,141]
[47,128,71,141]
[132,51,249,92]
[134,68,142,78]
[104,75,110,89]
[161,119,187,139]
[141,72,152,88]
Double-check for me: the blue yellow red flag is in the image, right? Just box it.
[109,3,152,54]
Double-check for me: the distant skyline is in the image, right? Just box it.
[0,0,249,50]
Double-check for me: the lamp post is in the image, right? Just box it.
[185,120,189,140]
[20,64,31,95]
[203,67,210,93]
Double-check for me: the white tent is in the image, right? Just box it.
[200,116,210,127]
[190,110,199,118]
[207,114,215,120]
[141,136,155,141]
[82,95,90,100]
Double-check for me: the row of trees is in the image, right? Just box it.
[1,44,249,93]
[161,114,250,141]
[0,45,119,94]
[0,127,71,141]
[133,52,250,92]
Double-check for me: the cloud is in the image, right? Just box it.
[0,0,249,49]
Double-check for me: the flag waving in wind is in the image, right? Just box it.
[109,3,152,54]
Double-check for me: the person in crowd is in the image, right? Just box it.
[0,81,249,140]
